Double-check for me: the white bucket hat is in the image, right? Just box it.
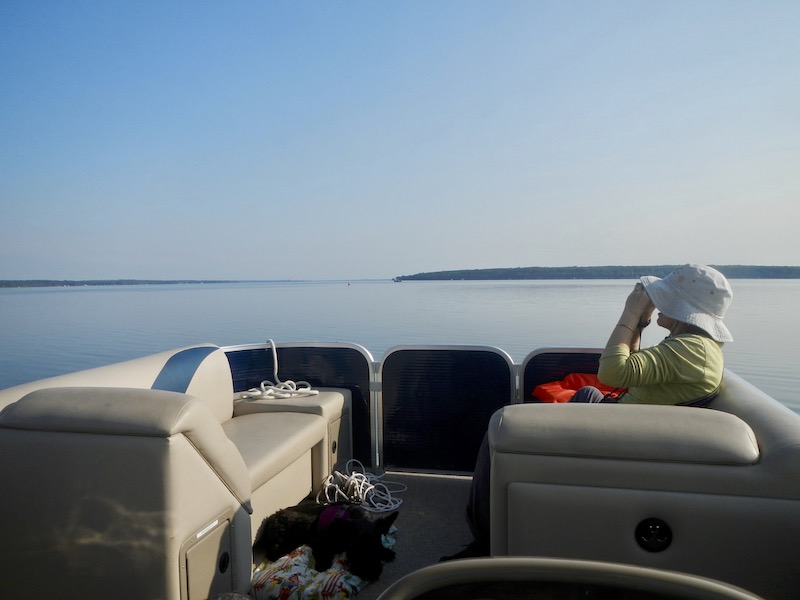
[640,264,733,343]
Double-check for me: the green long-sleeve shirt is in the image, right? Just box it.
[598,333,724,405]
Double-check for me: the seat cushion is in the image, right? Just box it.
[223,412,327,490]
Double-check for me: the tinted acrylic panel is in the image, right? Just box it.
[381,349,513,472]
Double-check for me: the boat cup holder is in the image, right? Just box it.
[635,518,672,552]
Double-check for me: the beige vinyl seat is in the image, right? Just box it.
[0,344,347,600]
[488,368,800,600]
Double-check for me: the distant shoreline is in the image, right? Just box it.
[393,265,800,281]
[0,279,241,289]
[3,265,799,289]
[0,279,365,289]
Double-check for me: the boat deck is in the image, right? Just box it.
[358,471,474,600]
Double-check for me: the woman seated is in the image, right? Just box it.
[445,264,734,560]
[573,263,732,405]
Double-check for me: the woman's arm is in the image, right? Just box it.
[605,283,655,352]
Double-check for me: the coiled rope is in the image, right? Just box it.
[317,459,405,512]
[242,339,319,399]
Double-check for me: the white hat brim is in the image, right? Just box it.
[640,275,733,343]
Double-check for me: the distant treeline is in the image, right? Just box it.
[394,265,800,281]
[0,279,234,289]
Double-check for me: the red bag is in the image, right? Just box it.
[532,373,625,403]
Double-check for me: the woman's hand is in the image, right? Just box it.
[606,283,656,351]
[624,283,656,325]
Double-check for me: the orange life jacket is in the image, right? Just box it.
[532,373,626,403]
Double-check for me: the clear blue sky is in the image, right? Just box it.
[2,1,798,280]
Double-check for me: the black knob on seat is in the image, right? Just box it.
[635,518,672,552]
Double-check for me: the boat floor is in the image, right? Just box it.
[358,470,474,600]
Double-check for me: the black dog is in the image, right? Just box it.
[253,501,398,581]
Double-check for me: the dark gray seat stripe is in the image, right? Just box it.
[151,346,218,393]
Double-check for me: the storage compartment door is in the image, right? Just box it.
[181,516,234,600]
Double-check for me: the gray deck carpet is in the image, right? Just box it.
[359,471,474,600]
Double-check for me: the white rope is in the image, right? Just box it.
[241,339,319,399]
[317,459,405,512]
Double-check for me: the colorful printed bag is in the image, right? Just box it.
[250,545,366,600]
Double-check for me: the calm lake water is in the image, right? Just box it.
[0,279,797,413]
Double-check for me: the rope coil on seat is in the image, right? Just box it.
[318,459,405,512]
[242,339,320,399]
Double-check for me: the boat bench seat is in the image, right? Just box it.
[224,411,327,492]
[491,403,759,465]
[488,372,800,600]
[0,344,349,600]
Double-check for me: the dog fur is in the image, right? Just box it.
[253,501,398,581]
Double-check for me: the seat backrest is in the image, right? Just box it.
[712,369,800,462]
[487,400,800,598]
[0,344,235,422]
[0,386,252,599]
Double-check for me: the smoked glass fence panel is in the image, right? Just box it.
[379,346,514,472]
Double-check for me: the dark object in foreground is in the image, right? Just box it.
[439,538,489,562]
[253,501,398,581]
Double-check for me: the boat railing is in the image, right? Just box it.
[223,342,605,473]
